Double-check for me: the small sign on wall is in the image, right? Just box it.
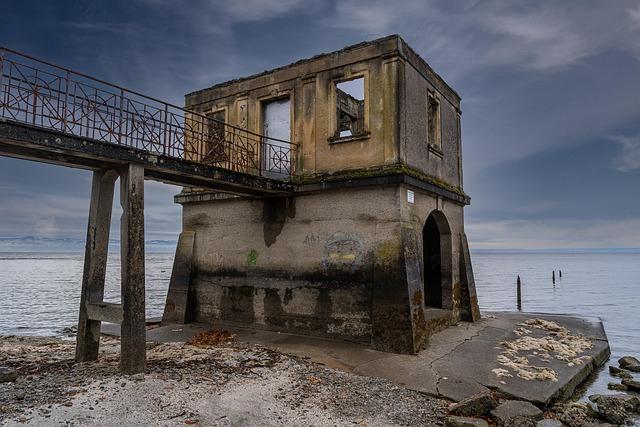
[407,189,415,204]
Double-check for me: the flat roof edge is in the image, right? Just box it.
[185,35,460,103]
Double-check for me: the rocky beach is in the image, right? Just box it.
[1,330,640,426]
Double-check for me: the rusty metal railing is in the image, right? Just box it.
[0,47,298,178]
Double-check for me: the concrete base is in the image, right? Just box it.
[102,311,610,407]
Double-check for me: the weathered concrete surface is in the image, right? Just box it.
[107,312,609,407]
[76,169,117,362]
[119,163,147,374]
[161,231,196,324]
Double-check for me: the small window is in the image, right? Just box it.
[335,77,365,139]
[427,91,441,149]
[204,110,227,164]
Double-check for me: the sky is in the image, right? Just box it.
[1,0,639,250]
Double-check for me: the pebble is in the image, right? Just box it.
[445,415,489,427]
[448,392,497,417]
[0,367,18,383]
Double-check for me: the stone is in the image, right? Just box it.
[618,356,640,372]
[593,395,632,424]
[449,391,498,417]
[609,365,625,376]
[490,400,543,426]
[589,393,639,411]
[607,382,628,391]
[536,420,562,427]
[131,373,145,382]
[558,402,595,427]
[621,378,640,392]
[445,416,490,427]
[0,367,17,383]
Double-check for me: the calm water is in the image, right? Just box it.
[474,252,640,399]
[0,251,638,398]
[0,252,174,336]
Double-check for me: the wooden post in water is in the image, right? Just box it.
[559,270,562,279]
[552,270,556,285]
[517,275,522,311]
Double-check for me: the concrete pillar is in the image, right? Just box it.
[119,163,146,374]
[76,169,117,362]
[162,231,195,325]
[459,232,481,322]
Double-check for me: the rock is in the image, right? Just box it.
[449,391,498,417]
[131,373,145,382]
[490,400,543,426]
[607,382,628,391]
[618,356,640,372]
[608,366,627,377]
[536,420,562,427]
[609,366,633,379]
[592,395,632,424]
[0,367,18,383]
[445,415,490,427]
[589,393,639,412]
[556,402,592,427]
[621,378,640,392]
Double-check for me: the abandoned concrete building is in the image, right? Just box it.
[163,35,480,354]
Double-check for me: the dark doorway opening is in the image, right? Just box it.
[423,213,443,308]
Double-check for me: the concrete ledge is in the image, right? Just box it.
[109,311,610,408]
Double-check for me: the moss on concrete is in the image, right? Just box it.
[291,163,469,199]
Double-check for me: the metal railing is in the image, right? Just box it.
[0,47,298,178]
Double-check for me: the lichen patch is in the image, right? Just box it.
[493,318,594,382]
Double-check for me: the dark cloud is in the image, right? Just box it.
[1,0,639,248]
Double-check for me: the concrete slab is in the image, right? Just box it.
[101,311,610,407]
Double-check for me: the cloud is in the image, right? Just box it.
[630,4,640,29]
[467,218,640,250]
[220,0,311,22]
[325,0,639,73]
[612,135,640,171]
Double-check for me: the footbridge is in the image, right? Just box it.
[0,47,298,373]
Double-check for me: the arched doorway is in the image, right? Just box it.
[422,211,452,309]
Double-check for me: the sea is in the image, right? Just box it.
[0,250,639,400]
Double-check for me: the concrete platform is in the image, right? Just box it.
[101,311,610,407]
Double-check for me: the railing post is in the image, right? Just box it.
[0,52,4,118]
[31,69,38,126]
[118,89,125,146]
[61,71,70,133]
[162,104,169,156]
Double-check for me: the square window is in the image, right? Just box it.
[335,77,365,139]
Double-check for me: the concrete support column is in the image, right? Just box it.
[76,169,118,362]
[119,163,146,374]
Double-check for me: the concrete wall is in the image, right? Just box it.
[170,36,478,354]
[178,182,471,353]
[183,186,400,343]
[184,35,463,188]
[399,61,462,188]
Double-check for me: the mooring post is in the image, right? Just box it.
[76,169,117,362]
[552,270,556,285]
[119,163,146,374]
[517,275,522,311]
[559,270,562,279]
